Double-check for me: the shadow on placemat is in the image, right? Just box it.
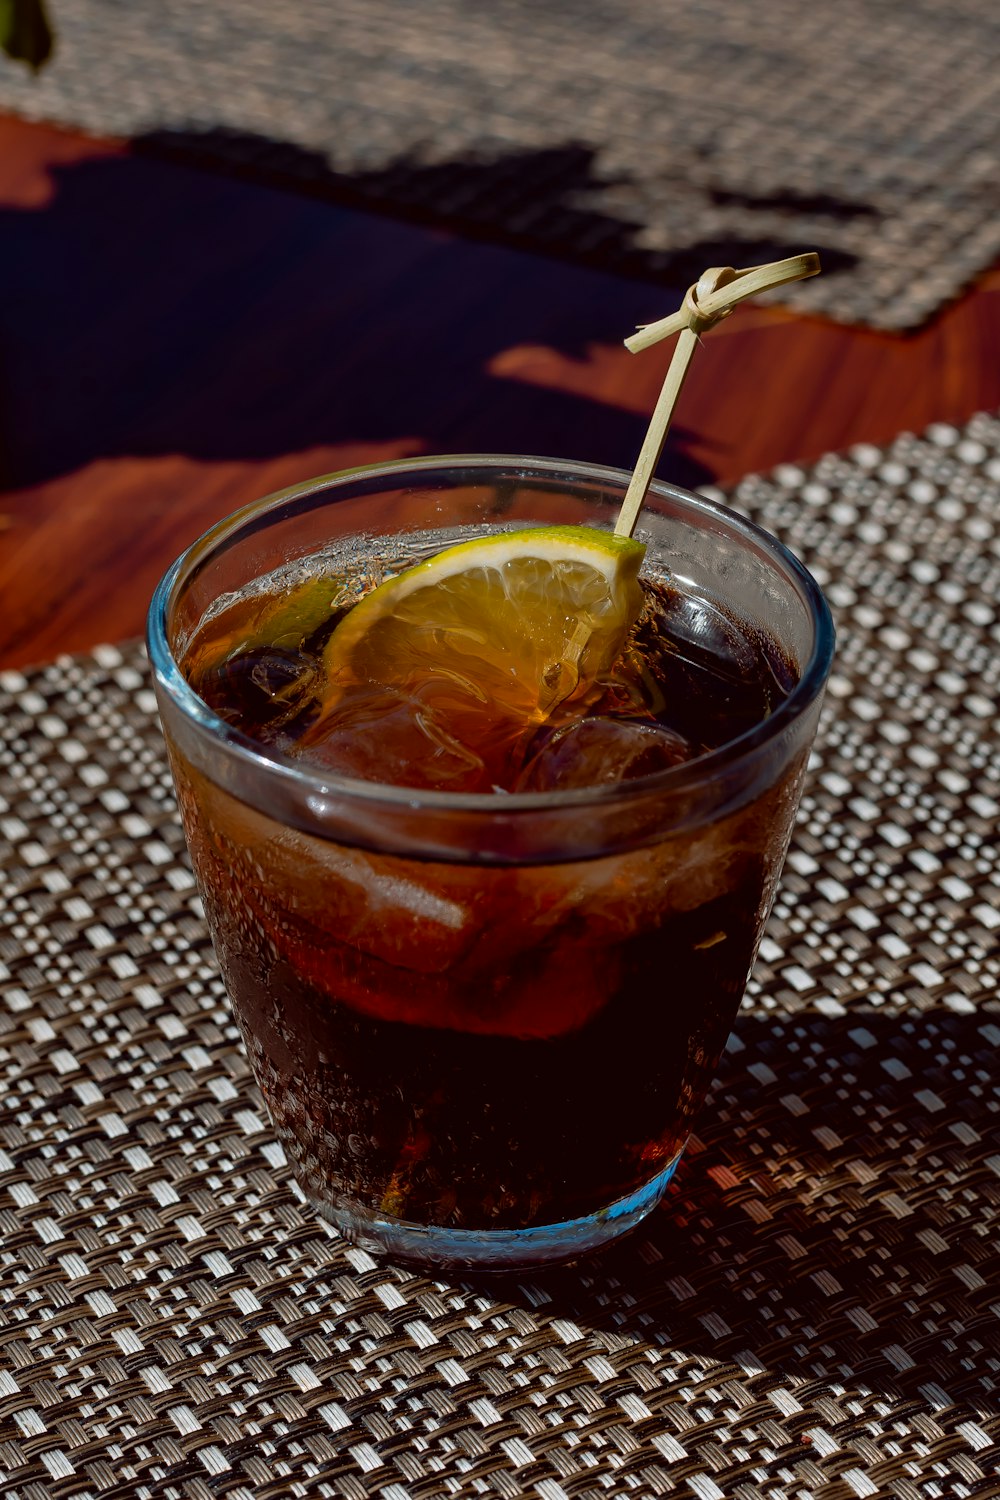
[135,125,862,298]
[476,1004,1000,1415]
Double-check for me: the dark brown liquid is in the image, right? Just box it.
[186,575,795,791]
[176,565,800,1237]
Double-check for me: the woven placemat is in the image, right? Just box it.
[2,413,999,1498]
[2,0,999,332]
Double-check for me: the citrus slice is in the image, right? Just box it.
[307,526,647,780]
[186,571,344,681]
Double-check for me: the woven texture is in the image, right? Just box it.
[2,413,1000,1497]
[2,0,999,331]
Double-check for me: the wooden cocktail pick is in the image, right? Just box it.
[614,252,821,539]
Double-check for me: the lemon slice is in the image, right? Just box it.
[310,525,646,764]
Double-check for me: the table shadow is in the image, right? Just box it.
[0,130,857,494]
[135,128,863,289]
[462,1005,1000,1418]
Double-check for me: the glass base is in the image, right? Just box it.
[306,1152,683,1271]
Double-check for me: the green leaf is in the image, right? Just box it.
[0,0,55,71]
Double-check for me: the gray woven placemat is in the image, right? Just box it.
[2,0,999,332]
[1,412,999,1498]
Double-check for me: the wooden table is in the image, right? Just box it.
[2,112,999,669]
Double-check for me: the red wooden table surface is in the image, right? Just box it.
[2,113,999,669]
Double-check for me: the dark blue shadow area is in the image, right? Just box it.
[0,134,734,493]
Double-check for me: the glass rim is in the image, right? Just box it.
[147,452,835,816]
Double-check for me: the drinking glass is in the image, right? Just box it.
[148,456,834,1270]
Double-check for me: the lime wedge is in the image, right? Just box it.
[315,525,647,740]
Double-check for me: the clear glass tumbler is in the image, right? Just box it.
[148,456,834,1270]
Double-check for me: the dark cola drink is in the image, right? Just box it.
[168,535,808,1265]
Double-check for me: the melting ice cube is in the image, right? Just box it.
[294,685,488,791]
[199,645,319,741]
[659,592,759,681]
[516,716,692,792]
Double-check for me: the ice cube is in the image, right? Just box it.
[204,806,612,1035]
[516,716,691,792]
[267,829,479,975]
[295,685,487,791]
[197,645,319,740]
[657,592,759,681]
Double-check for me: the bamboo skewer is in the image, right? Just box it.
[614,252,821,539]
